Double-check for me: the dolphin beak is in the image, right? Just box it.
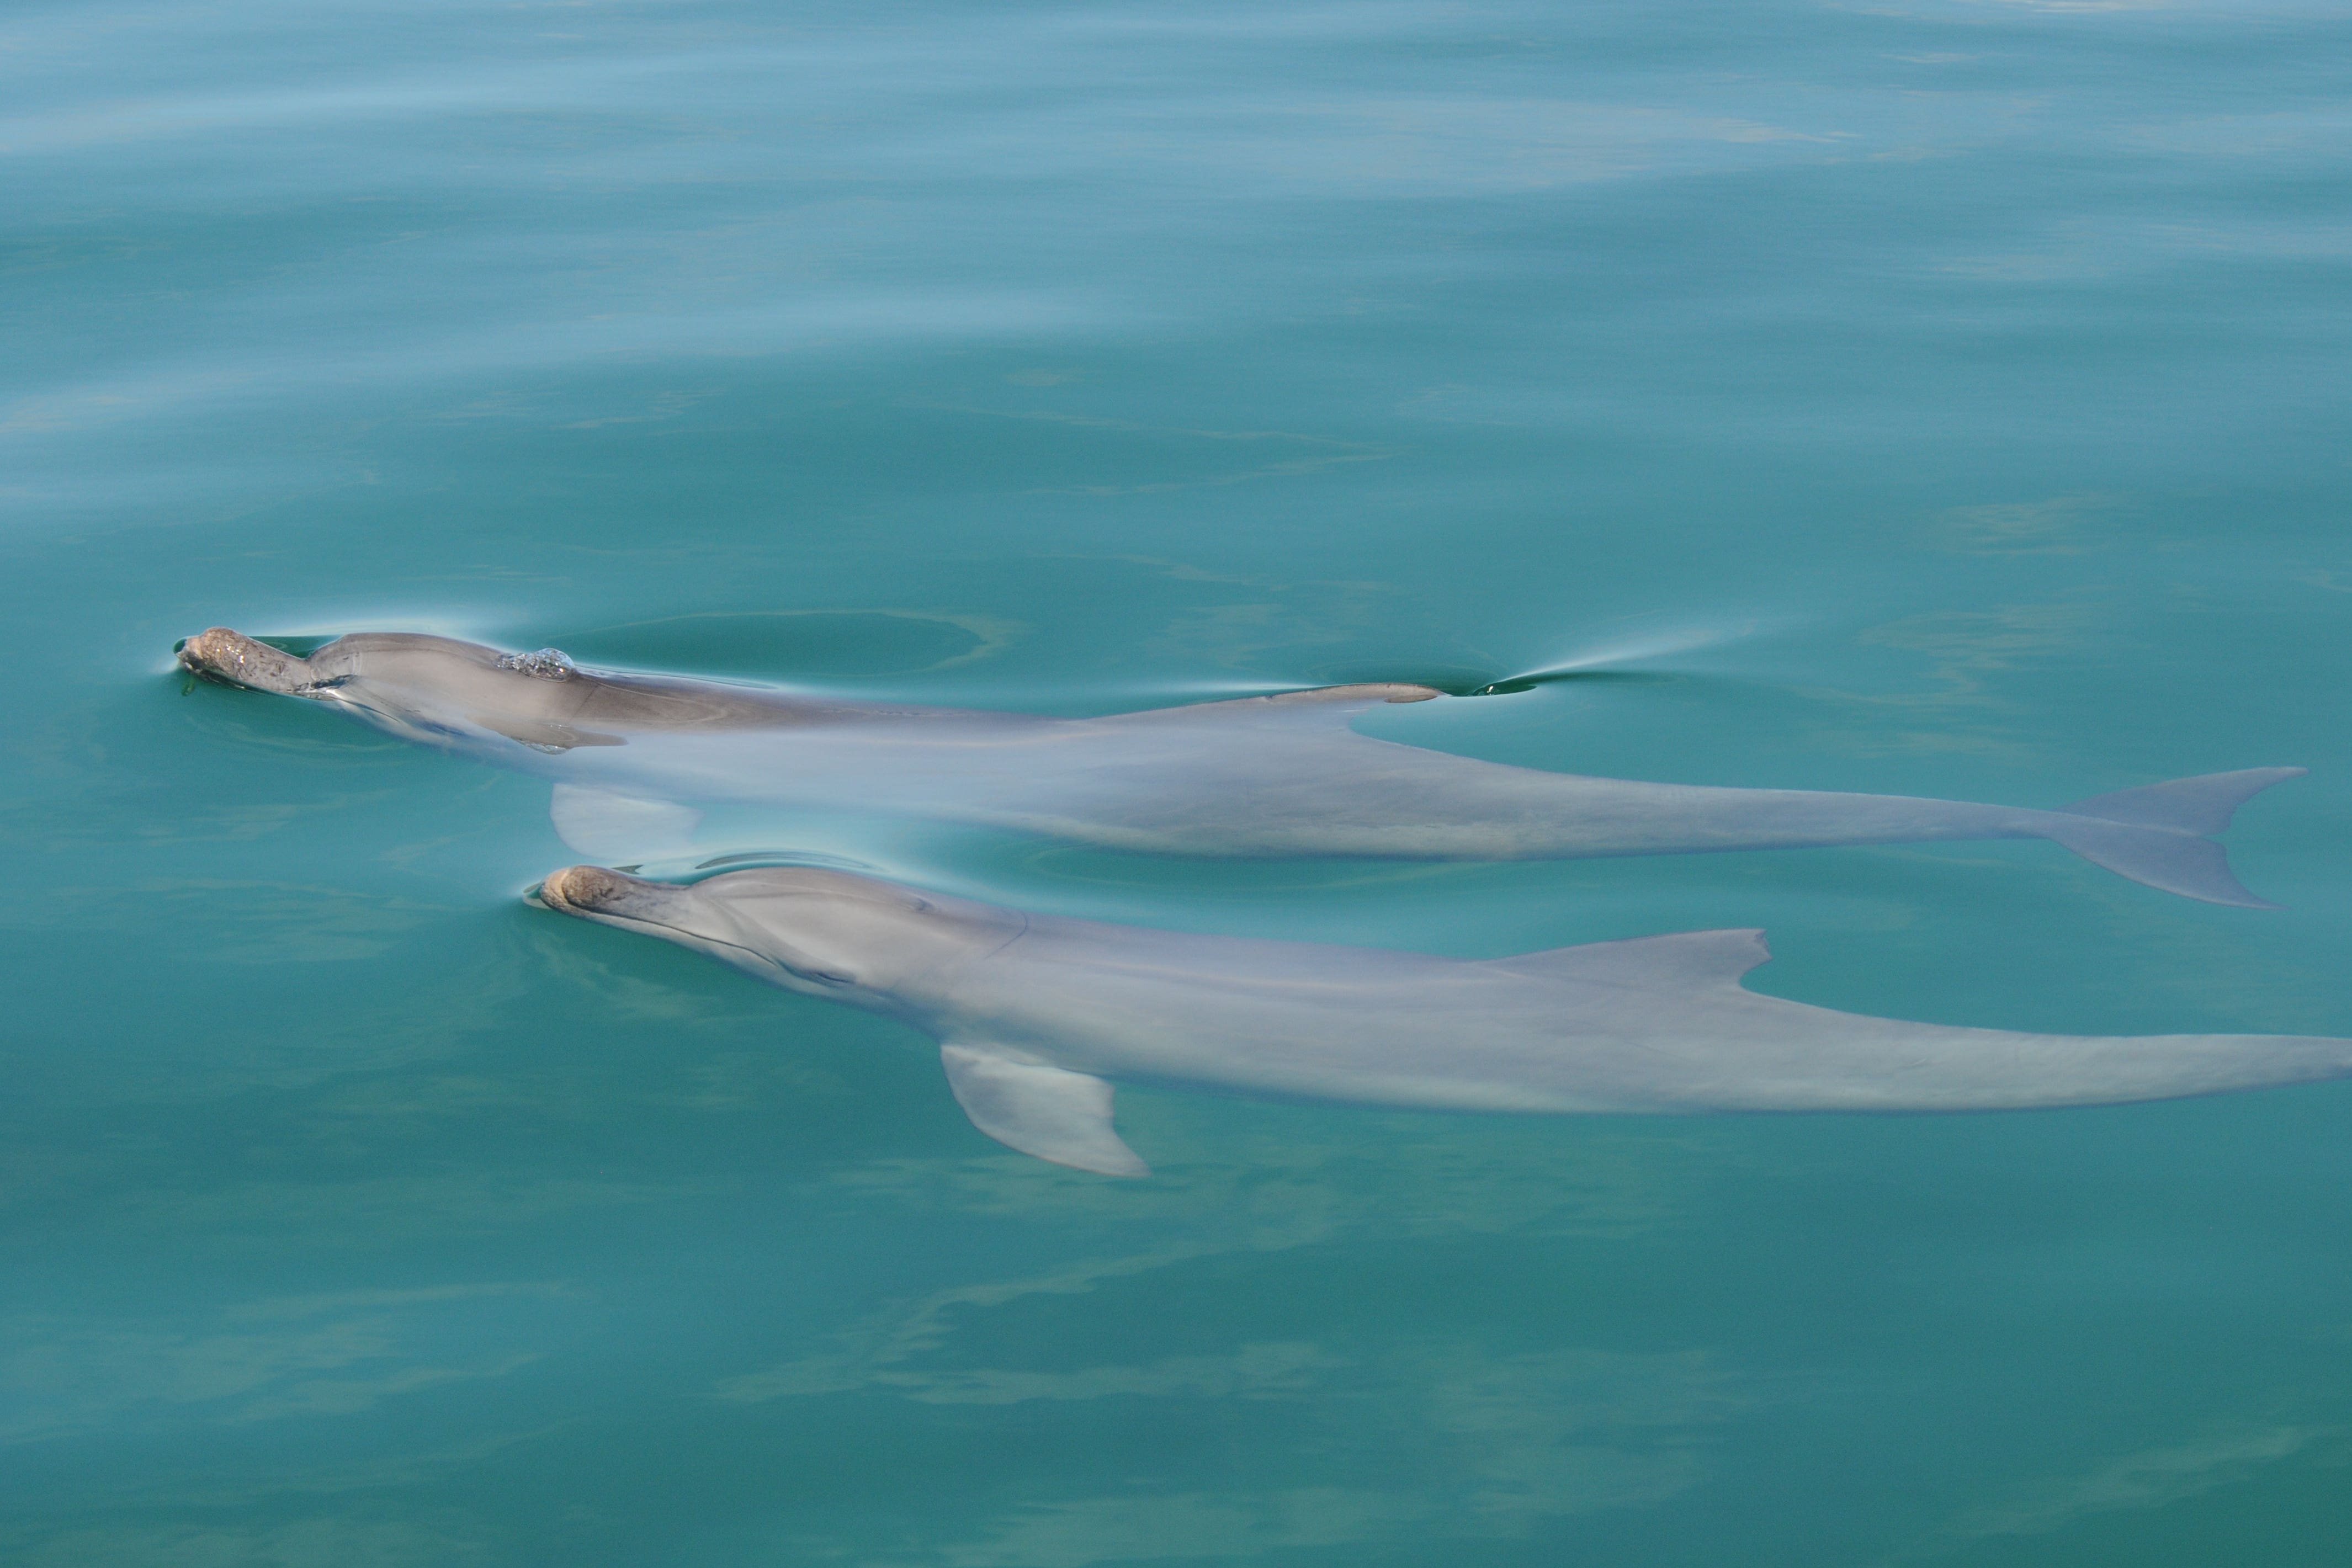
[536,865,808,981]
[537,864,703,931]
[178,627,320,695]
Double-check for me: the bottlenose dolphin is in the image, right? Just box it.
[179,627,2301,905]
[534,863,2352,1176]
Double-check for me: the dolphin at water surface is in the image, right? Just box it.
[535,863,2352,1175]
[179,627,2301,905]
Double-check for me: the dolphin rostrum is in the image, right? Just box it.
[534,863,2352,1176]
[179,628,2301,905]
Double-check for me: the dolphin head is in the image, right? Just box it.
[179,627,621,752]
[535,864,1024,1006]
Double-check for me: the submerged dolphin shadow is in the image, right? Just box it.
[534,864,2352,1177]
[179,628,2304,906]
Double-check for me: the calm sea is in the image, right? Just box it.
[6,1,2351,1562]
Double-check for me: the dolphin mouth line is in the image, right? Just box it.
[535,873,831,985]
[559,899,783,971]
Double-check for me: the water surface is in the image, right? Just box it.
[6,1,2351,1562]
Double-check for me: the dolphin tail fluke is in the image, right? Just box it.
[2042,768,2304,907]
[2063,767,2306,836]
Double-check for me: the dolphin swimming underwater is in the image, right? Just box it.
[534,863,2352,1176]
[179,627,2302,905]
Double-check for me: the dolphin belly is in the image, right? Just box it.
[921,926,2352,1119]
[906,733,2298,908]
[950,979,2352,1120]
[1529,992,2352,1114]
[1022,748,2041,860]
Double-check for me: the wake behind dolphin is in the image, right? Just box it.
[535,863,2352,1176]
[179,627,2302,905]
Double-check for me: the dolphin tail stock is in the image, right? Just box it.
[2038,767,2306,908]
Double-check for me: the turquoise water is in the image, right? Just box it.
[8,0,2352,1561]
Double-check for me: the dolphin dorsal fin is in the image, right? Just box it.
[1484,928,1771,990]
[1094,683,1443,731]
[939,1044,1150,1177]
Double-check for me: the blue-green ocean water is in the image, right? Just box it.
[7,1,2352,1562]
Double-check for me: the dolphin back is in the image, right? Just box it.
[1470,931,2352,1114]
[1640,1004,2352,1114]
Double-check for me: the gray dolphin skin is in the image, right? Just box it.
[181,626,2302,905]
[535,863,2352,1176]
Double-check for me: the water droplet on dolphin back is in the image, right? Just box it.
[497,647,576,679]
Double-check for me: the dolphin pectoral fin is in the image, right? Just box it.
[1485,927,1771,988]
[938,1044,1150,1177]
[548,783,703,861]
